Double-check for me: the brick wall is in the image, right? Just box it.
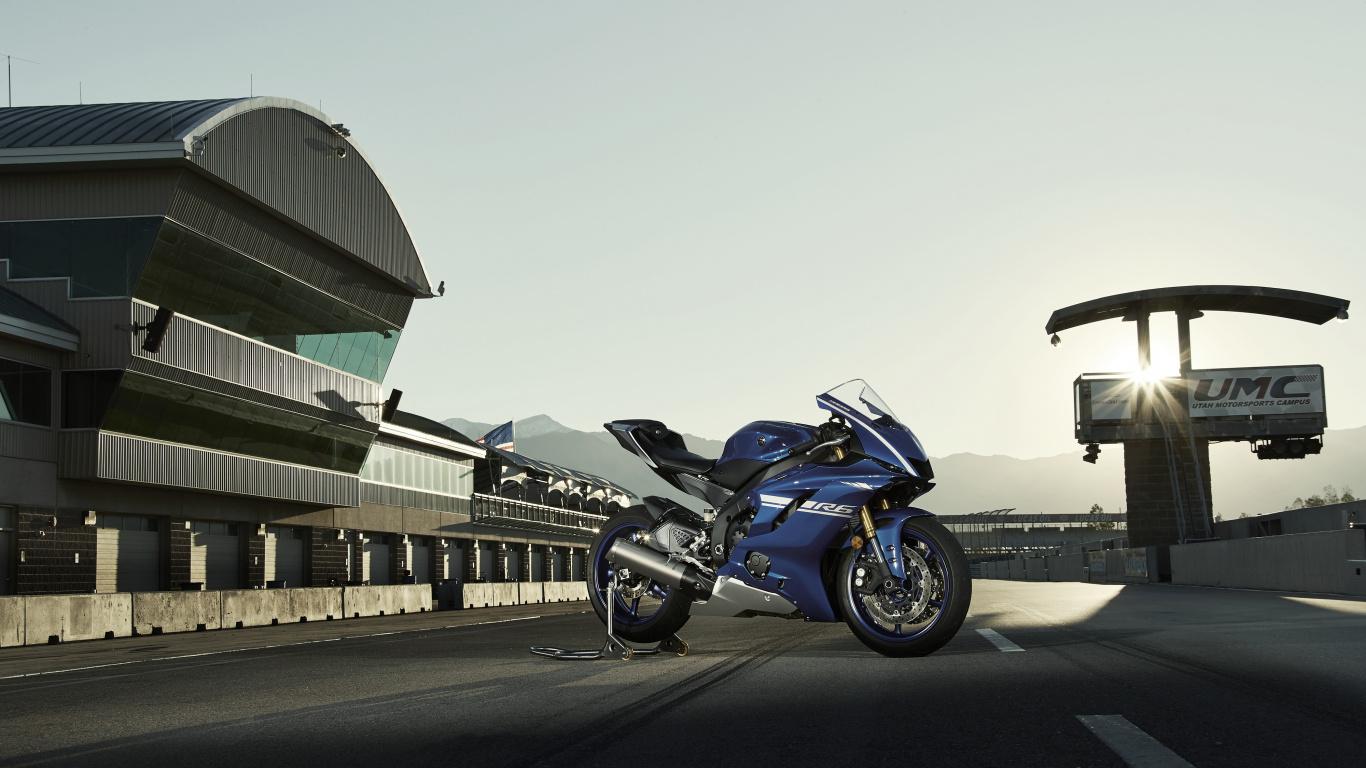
[496,544,509,582]
[1124,437,1214,548]
[431,540,446,584]
[245,529,265,589]
[542,547,555,582]
[309,528,350,587]
[464,540,479,582]
[518,544,532,582]
[389,535,408,585]
[166,518,191,589]
[16,508,97,594]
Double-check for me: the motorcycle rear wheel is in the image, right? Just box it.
[837,516,970,658]
[588,510,692,644]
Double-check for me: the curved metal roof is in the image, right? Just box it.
[1046,285,1350,335]
[0,99,246,147]
[0,98,432,297]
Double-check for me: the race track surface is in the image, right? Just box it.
[2,580,1364,767]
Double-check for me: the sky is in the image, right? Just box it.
[6,2,1366,459]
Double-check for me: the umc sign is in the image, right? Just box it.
[1049,286,1349,547]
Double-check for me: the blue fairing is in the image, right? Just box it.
[816,394,929,479]
[718,421,819,465]
[716,457,929,623]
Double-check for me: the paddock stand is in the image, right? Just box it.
[530,573,688,661]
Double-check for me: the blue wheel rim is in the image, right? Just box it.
[845,525,951,642]
[592,521,671,626]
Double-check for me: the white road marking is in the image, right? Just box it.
[1076,715,1195,768]
[0,614,546,682]
[975,628,1024,652]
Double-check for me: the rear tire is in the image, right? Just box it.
[588,510,692,644]
[837,516,970,657]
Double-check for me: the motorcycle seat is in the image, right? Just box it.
[652,444,715,474]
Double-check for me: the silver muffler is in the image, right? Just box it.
[605,538,715,601]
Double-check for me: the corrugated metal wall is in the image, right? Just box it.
[0,170,179,221]
[0,276,133,371]
[167,172,415,327]
[361,482,472,515]
[0,422,54,462]
[130,304,380,423]
[58,430,98,478]
[96,432,359,507]
[189,108,429,298]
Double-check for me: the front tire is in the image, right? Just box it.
[837,516,970,657]
[588,510,691,644]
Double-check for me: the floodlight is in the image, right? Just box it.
[1337,309,1349,323]
[1050,334,1061,347]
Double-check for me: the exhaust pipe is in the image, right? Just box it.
[606,538,715,601]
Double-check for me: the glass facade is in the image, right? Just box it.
[361,442,474,498]
[0,357,51,426]
[101,372,373,472]
[135,220,401,382]
[62,370,123,429]
[0,218,159,298]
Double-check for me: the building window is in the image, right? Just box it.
[100,371,373,473]
[0,357,51,426]
[191,521,239,536]
[0,218,159,298]
[360,442,475,498]
[96,513,159,532]
[62,370,122,429]
[133,220,402,382]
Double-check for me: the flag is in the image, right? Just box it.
[477,421,515,451]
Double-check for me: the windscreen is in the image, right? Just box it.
[822,380,906,431]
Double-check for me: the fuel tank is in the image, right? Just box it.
[718,421,819,466]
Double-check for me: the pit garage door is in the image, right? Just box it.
[411,537,430,584]
[365,536,390,585]
[96,514,160,593]
[505,549,520,582]
[191,522,241,590]
[530,547,544,581]
[0,507,13,595]
[445,541,464,582]
[479,542,496,582]
[265,526,305,588]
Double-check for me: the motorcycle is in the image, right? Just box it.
[590,379,970,658]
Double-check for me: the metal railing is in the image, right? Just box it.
[471,493,608,539]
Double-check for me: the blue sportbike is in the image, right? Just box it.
[593,380,970,657]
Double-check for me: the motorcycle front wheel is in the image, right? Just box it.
[836,516,970,657]
[587,510,692,644]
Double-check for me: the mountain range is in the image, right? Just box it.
[444,415,1366,518]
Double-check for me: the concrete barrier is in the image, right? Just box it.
[0,596,23,647]
[133,591,222,635]
[343,584,429,618]
[519,582,544,605]
[1008,559,1026,580]
[1046,554,1085,582]
[1086,551,1108,583]
[220,588,343,628]
[1025,557,1047,581]
[458,583,519,609]
[1104,547,1162,584]
[1347,560,1366,597]
[544,582,589,602]
[1171,529,1366,594]
[24,593,132,644]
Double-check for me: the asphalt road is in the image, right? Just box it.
[2,580,1364,767]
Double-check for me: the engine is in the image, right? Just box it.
[646,508,711,566]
